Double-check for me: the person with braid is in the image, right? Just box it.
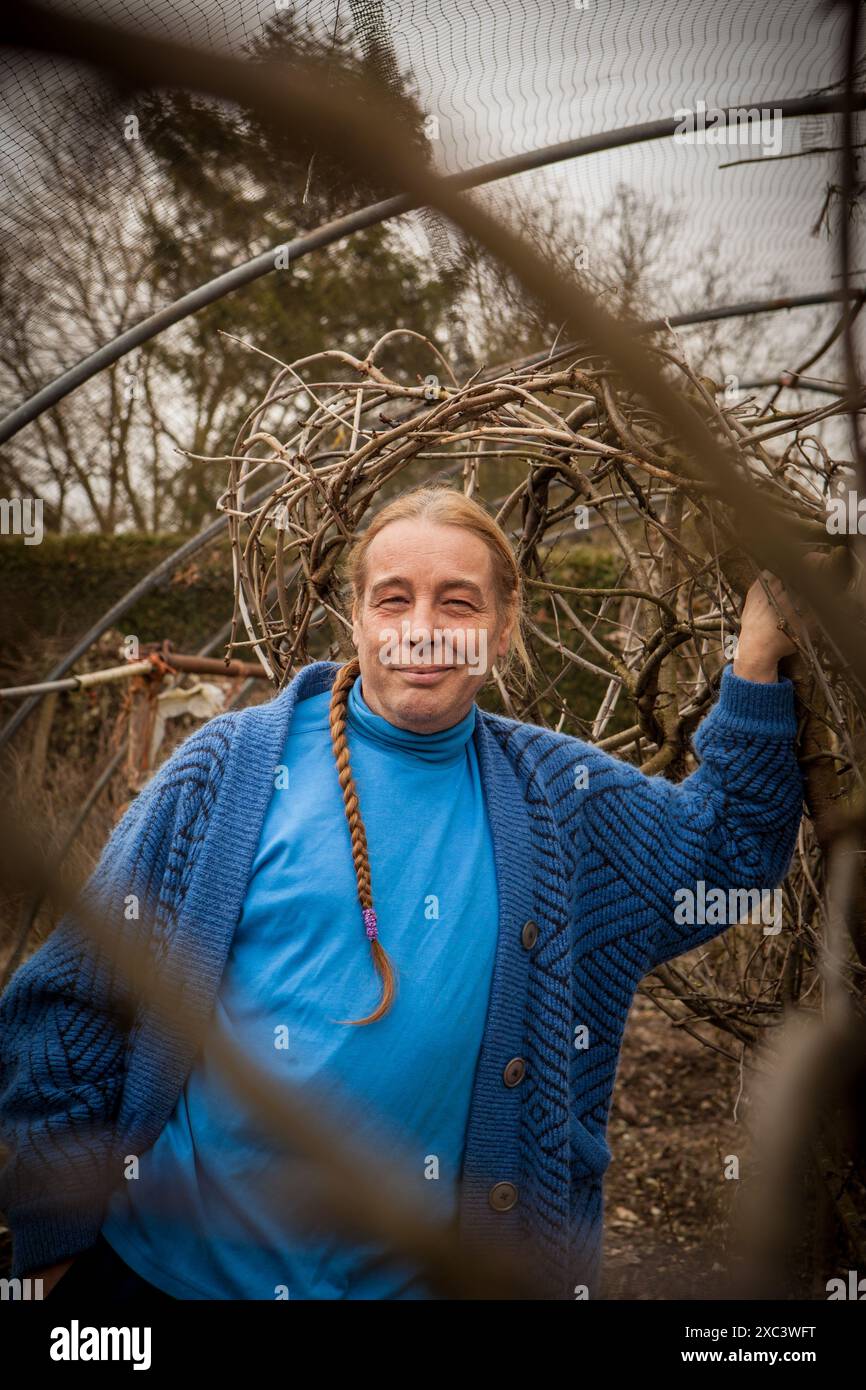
[0,484,808,1301]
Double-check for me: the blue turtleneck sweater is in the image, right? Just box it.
[100,678,499,1299]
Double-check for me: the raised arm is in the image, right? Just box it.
[579,662,804,975]
[576,565,811,973]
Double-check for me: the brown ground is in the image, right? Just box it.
[602,988,750,1299]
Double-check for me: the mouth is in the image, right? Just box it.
[395,665,455,683]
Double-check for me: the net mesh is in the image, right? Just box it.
[0,0,863,404]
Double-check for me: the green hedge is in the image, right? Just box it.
[0,532,236,657]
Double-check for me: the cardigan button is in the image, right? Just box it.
[488,1181,518,1212]
[503,1057,526,1087]
[521,919,539,949]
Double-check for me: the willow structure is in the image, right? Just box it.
[211,325,864,1079]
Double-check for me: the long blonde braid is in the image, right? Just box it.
[328,656,398,1025]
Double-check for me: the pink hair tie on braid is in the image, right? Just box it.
[362,907,378,941]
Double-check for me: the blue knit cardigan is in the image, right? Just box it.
[0,659,804,1297]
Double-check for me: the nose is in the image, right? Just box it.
[406,595,437,640]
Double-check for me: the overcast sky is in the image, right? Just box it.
[2,0,864,385]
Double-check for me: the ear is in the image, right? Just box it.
[351,597,361,648]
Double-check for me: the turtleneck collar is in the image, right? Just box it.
[346,675,476,765]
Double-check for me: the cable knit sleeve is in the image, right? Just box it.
[577,663,804,976]
[0,740,192,1277]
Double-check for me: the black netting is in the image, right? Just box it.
[0,0,863,408]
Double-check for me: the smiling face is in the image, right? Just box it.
[351,519,515,733]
